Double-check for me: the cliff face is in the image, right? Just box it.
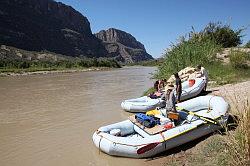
[0,0,153,63]
[0,0,107,57]
[95,28,153,63]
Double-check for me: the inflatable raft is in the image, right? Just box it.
[121,78,206,112]
[93,95,229,158]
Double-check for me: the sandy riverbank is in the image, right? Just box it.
[211,81,250,111]
[145,80,250,166]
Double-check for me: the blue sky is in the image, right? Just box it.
[58,0,250,58]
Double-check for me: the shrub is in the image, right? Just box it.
[155,22,246,80]
[78,59,92,67]
[0,58,121,72]
[201,22,243,47]
[229,51,249,69]
[156,37,221,79]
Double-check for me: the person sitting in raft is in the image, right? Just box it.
[174,73,182,103]
[158,79,167,92]
[154,80,159,92]
[162,84,177,113]
[196,65,208,91]
[148,80,162,99]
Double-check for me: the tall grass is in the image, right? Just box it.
[222,95,249,165]
[206,62,250,85]
[165,93,249,166]
[197,91,249,166]
[158,23,249,165]
[155,36,249,85]
[229,50,250,69]
[156,37,221,79]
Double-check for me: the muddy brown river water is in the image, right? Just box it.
[0,67,164,166]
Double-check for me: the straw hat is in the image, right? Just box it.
[165,84,175,91]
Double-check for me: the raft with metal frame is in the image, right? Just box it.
[121,78,206,113]
[92,95,229,158]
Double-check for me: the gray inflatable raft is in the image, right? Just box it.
[93,95,229,158]
[121,78,206,112]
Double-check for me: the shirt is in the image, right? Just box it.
[175,77,182,93]
[200,67,208,81]
[165,90,176,112]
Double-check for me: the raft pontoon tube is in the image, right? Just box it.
[93,95,229,158]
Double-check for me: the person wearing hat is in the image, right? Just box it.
[162,84,177,113]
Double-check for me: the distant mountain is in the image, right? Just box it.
[0,0,107,58]
[0,0,153,63]
[95,28,153,63]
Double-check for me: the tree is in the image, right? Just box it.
[202,22,243,47]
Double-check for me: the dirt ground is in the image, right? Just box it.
[144,80,250,166]
[210,80,250,112]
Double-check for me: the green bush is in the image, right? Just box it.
[127,59,163,67]
[140,22,249,96]
[155,22,246,81]
[229,51,249,69]
[78,59,92,67]
[201,22,243,47]
[156,37,221,79]
[0,58,121,73]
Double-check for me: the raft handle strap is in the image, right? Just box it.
[98,135,103,155]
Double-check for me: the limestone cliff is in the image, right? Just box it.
[95,28,154,63]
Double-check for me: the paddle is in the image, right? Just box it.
[137,142,159,154]
[176,106,218,125]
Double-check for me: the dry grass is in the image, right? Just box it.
[197,88,250,166]
[222,98,249,165]
[195,88,250,166]
[164,84,250,166]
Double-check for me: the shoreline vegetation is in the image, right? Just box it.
[0,67,112,77]
[0,44,122,77]
[154,22,250,85]
[0,58,122,77]
[144,22,249,165]
[139,22,250,89]
[126,58,164,67]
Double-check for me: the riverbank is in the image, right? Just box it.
[148,81,249,166]
[0,45,122,76]
[0,67,112,77]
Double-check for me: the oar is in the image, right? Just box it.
[176,106,218,125]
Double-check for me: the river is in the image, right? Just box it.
[0,67,166,166]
